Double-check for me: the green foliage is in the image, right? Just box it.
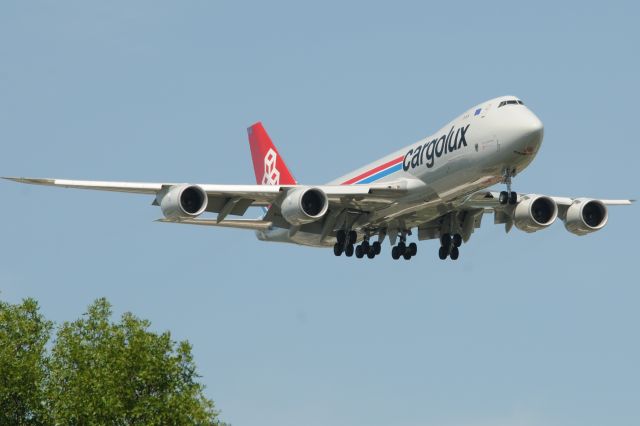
[0,298,52,426]
[0,297,226,426]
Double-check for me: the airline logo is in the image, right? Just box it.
[262,148,280,185]
[403,124,470,171]
[341,124,471,185]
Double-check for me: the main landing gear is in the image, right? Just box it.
[355,239,382,259]
[333,230,356,257]
[438,233,462,260]
[390,233,417,261]
[499,168,518,205]
[333,230,382,259]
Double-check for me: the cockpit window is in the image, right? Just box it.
[498,99,524,108]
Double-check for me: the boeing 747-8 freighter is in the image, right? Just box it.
[5,96,633,260]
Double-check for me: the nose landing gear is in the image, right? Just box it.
[499,168,518,205]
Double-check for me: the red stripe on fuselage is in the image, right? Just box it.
[341,156,404,185]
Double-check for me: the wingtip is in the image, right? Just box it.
[2,177,55,185]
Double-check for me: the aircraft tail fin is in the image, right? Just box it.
[247,122,297,186]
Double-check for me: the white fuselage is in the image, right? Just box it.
[258,96,545,247]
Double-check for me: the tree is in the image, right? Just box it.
[0,298,52,425]
[0,297,226,425]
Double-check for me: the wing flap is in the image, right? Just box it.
[4,177,408,222]
[156,218,272,230]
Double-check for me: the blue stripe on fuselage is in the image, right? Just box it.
[357,163,402,184]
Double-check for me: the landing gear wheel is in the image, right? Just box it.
[452,234,462,248]
[440,234,452,251]
[333,243,343,256]
[372,241,381,255]
[408,242,417,256]
[397,242,406,255]
[509,191,518,205]
[355,245,364,258]
[336,230,346,246]
[348,231,357,245]
[361,240,370,254]
[450,246,459,260]
[367,250,376,259]
[391,246,401,260]
[499,191,509,205]
[345,244,354,257]
[438,246,448,260]
[403,251,412,260]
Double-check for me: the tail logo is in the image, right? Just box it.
[262,148,280,185]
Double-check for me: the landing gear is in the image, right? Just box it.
[391,246,401,260]
[450,246,459,260]
[499,168,518,205]
[438,246,448,260]
[500,190,518,205]
[344,243,354,257]
[335,228,418,261]
[348,230,357,245]
[438,233,462,260]
[499,191,509,205]
[372,241,381,255]
[340,230,382,259]
[390,235,417,260]
[509,191,517,205]
[334,229,358,257]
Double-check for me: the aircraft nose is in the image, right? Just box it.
[522,113,544,140]
[511,110,544,153]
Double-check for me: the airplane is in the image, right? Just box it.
[4,95,634,261]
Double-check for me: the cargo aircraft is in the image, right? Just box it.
[5,96,634,260]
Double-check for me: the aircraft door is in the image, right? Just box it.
[476,135,498,153]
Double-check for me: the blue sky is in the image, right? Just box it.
[1,1,638,425]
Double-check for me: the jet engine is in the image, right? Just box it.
[513,195,558,233]
[280,187,329,226]
[563,198,608,236]
[159,184,208,220]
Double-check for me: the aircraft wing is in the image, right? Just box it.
[3,176,406,219]
[461,190,634,209]
[410,190,634,242]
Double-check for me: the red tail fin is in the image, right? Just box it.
[247,122,296,185]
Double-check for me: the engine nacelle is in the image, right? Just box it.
[513,195,558,233]
[564,198,608,236]
[158,184,208,220]
[280,187,328,226]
